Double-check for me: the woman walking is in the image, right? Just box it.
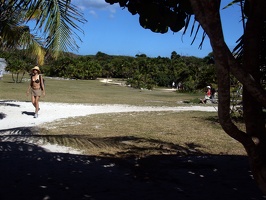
[26,66,45,118]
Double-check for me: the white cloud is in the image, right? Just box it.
[88,10,98,18]
[72,0,117,18]
[72,0,117,10]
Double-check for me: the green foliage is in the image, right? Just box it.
[230,83,243,121]
[1,49,216,91]
[0,50,35,83]
[105,0,192,34]
[0,0,86,60]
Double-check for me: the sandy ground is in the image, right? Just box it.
[0,100,218,154]
[0,100,265,199]
[0,100,217,130]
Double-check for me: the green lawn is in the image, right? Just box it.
[0,74,202,106]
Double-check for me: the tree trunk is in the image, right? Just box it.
[189,0,266,193]
[11,73,15,83]
[242,0,266,193]
[20,71,25,83]
[16,73,19,83]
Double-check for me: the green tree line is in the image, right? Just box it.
[0,49,216,91]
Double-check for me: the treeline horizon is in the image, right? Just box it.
[1,49,218,91]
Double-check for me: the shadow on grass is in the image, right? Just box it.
[0,127,265,200]
[0,129,205,157]
[0,127,37,136]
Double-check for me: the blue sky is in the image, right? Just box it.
[71,0,243,58]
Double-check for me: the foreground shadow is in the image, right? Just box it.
[0,141,265,200]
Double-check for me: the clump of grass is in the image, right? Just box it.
[183,98,202,104]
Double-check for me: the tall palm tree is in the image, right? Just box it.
[0,0,86,65]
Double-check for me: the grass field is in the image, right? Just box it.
[0,74,202,105]
[0,74,246,157]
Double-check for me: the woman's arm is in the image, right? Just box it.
[40,75,45,96]
[26,77,32,96]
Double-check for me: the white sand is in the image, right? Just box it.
[0,101,217,153]
[0,101,217,130]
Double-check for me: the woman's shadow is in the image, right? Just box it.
[22,111,35,116]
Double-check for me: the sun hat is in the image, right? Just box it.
[31,66,41,73]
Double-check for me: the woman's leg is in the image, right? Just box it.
[31,95,40,118]
[35,96,40,114]
[31,95,36,108]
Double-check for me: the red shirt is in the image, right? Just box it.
[206,89,211,97]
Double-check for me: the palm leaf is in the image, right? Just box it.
[1,0,86,60]
[26,0,86,58]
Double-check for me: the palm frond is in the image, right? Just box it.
[1,0,86,60]
[222,0,242,9]
[0,23,29,49]
[25,0,86,58]
[21,32,46,66]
